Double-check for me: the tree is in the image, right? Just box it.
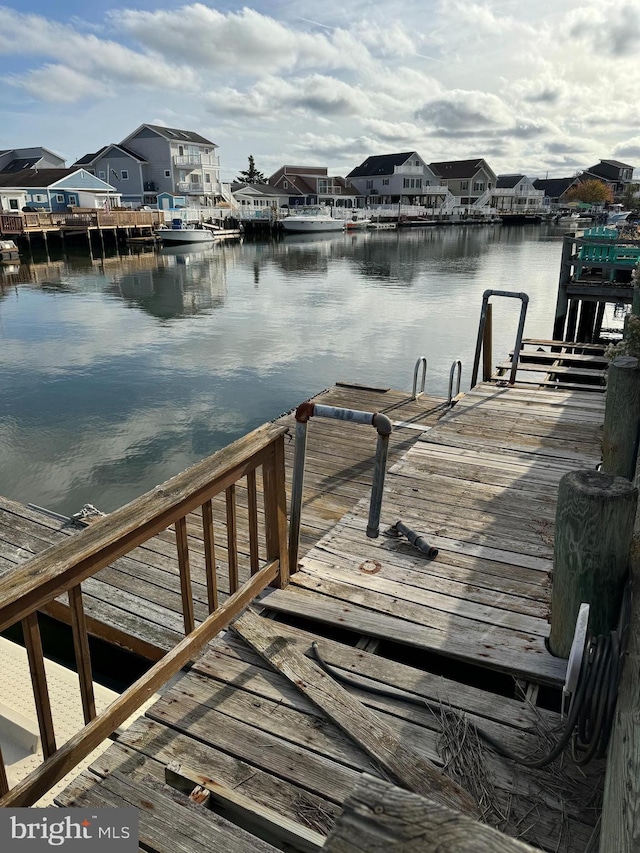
[236,155,266,184]
[565,179,614,205]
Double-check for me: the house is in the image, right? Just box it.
[268,166,363,208]
[532,177,581,208]
[0,146,65,174]
[75,124,222,209]
[493,175,544,211]
[346,152,445,206]
[231,182,290,217]
[428,159,497,206]
[583,160,635,196]
[0,169,120,212]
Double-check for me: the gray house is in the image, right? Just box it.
[75,124,222,209]
[0,147,65,173]
[429,159,497,206]
[347,152,445,205]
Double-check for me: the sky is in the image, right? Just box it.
[1,0,639,183]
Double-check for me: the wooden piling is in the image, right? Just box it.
[549,469,637,658]
[552,236,573,340]
[602,356,640,479]
[482,303,492,381]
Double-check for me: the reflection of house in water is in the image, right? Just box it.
[110,246,229,319]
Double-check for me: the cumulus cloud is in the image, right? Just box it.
[613,137,640,161]
[569,1,640,57]
[416,90,514,133]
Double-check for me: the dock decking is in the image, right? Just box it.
[0,373,608,851]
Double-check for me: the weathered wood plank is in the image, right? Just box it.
[232,609,478,816]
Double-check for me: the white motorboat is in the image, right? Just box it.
[345,218,372,230]
[156,221,217,244]
[281,207,344,233]
[606,209,631,225]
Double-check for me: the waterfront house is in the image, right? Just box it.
[0,168,121,212]
[0,146,65,174]
[75,124,223,210]
[493,175,545,211]
[532,176,581,208]
[582,159,635,197]
[346,152,446,206]
[231,182,290,217]
[268,166,364,208]
[428,159,497,206]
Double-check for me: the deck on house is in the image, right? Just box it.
[53,378,606,853]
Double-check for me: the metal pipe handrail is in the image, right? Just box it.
[471,290,529,388]
[289,403,393,573]
[412,357,427,400]
[447,360,462,406]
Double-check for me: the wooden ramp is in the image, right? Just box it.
[262,382,605,686]
[0,384,448,660]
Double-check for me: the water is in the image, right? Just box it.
[0,224,570,516]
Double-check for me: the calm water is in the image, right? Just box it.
[0,224,570,516]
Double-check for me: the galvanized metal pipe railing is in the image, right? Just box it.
[412,357,428,400]
[447,359,462,406]
[289,403,393,573]
[471,290,529,388]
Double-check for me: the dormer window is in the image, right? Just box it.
[283,180,288,188]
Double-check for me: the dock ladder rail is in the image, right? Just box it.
[411,357,428,400]
[471,289,529,388]
[289,403,393,573]
[448,359,462,406]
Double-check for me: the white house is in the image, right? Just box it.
[347,152,447,206]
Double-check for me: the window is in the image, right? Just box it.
[473,181,485,192]
[205,173,211,183]
[283,181,288,188]
[9,199,18,209]
[460,181,468,191]
[35,194,45,202]
[56,194,65,203]
[67,195,77,206]
[366,180,374,190]
[189,174,199,183]
[121,170,129,180]
[382,179,389,186]
[403,178,410,188]
[164,170,171,178]
[414,159,420,166]
[416,178,422,188]
[98,171,106,180]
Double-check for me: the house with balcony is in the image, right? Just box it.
[0,168,120,212]
[268,166,363,208]
[74,124,222,210]
[346,152,447,206]
[582,159,635,196]
[493,175,545,211]
[428,159,497,207]
[0,146,65,174]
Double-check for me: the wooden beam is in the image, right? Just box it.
[232,609,478,817]
[175,516,195,635]
[22,612,57,759]
[68,584,96,724]
[323,773,537,853]
[165,762,324,853]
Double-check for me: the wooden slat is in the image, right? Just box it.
[22,611,57,759]
[0,558,279,808]
[68,583,96,724]
[247,470,260,575]
[0,745,8,796]
[232,609,478,817]
[201,500,218,612]
[175,516,195,635]
[263,435,290,588]
[226,486,239,594]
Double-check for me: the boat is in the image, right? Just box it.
[556,212,580,227]
[345,217,371,230]
[606,209,631,225]
[155,220,217,244]
[281,207,344,233]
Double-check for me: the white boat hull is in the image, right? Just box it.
[156,228,216,244]
[281,218,344,233]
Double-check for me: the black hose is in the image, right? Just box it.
[311,624,622,769]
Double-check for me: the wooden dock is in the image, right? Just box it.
[0,373,609,850]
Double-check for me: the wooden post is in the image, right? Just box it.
[552,236,573,340]
[602,356,640,480]
[577,300,596,342]
[263,434,290,589]
[549,470,637,658]
[323,774,537,853]
[599,539,640,853]
[482,302,492,381]
[594,301,606,341]
[565,298,579,343]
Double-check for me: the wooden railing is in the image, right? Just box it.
[1,210,164,234]
[0,422,289,807]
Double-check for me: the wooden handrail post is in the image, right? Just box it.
[247,470,260,575]
[175,516,195,635]
[68,584,96,724]
[225,485,239,593]
[263,434,290,589]
[602,356,640,479]
[22,612,57,759]
[0,745,8,797]
[201,500,218,612]
[549,470,637,657]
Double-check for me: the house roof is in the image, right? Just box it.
[497,174,525,189]
[429,159,490,179]
[598,159,634,170]
[0,157,41,174]
[0,168,115,190]
[139,124,216,147]
[347,152,417,178]
[532,177,578,197]
[74,148,107,166]
[74,144,147,166]
[231,182,290,197]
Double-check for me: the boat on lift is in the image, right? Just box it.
[281,207,344,233]
[156,219,219,244]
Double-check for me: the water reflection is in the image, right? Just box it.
[0,225,567,515]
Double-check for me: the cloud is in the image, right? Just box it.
[8,65,106,103]
[613,137,640,161]
[569,1,640,57]
[416,90,513,132]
